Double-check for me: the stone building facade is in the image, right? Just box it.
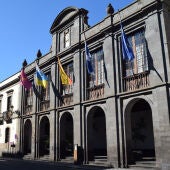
[0,73,21,156]
[9,0,170,169]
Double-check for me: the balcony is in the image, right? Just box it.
[123,72,149,92]
[60,93,73,106]
[2,110,13,123]
[86,83,105,100]
[40,100,50,111]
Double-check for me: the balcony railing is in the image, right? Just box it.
[40,100,50,111]
[123,72,149,92]
[60,93,73,106]
[86,83,105,100]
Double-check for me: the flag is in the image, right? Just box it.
[35,62,48,88]
[121,23,134,61]
[85,41,94,74]
[58,57,72,85]
[20,68,32,90]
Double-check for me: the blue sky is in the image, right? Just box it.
[0,0,134,82]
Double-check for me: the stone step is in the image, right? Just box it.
[23,154,32,160]
[129,161,158,170]
[39,154,50,161]
[94,155,107,159]
[94,155,107,164]
[141,157,156,161]
[60,156,74,163]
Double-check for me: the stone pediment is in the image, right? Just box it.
[50,7,79,33]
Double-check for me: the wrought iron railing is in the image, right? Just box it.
[123,72,149,92]
[86,83,105,100]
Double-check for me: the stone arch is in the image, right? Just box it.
[50,6,88,33]
[87,106,107,161]
[50,7,78,33]
[24,119,32,154]
[39,116,50,157]
[124,98,155,165]
[59,112,73,159]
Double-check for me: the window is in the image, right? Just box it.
[7,96,12,111]
[25,87,33,114]
[41,73,50,101]
[0,100,3,125]
[40,73,50,111]
[88,49,104,87]
[124,30,148,77]
[64,29,70,48]
[25,88,33,106]
[61,62,73,95]
[0,100,1,114]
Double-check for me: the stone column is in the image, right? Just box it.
[152,86,170,166]
[49,62,57,161]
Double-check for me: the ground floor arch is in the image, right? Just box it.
[39,116,50,157]
[24,119,32,154]
[124,98,155,165]
[59,112,73,159]
[87,106,107,162]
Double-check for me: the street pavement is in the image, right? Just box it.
[0,158,158,170]
[0,159,121,170]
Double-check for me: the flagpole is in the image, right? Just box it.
[82,15,95,87]
[118,10,135,77]
[118,9,122,23]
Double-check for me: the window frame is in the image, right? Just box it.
[7,96,12,111]
[61,62,73,95]
[64,29,70,48]
[123,29,148,77]
[25,87,33,106]
[40,73,50,102]
[86,48,104,88]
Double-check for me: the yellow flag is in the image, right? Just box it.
[58,57,72,85]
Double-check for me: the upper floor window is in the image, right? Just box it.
[40,73,50,111]
[0,95,3,117]
[0,99,3,124]
[64,29,70,48]
[61,62,73,95]
[7,96,12,111]
[41,73,50,101]
[124,30,148,77]
[87,49,104,87]
[25,87,33,114]
[0,100,2,114]
[25,88,33,106]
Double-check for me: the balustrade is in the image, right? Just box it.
[123,72,149,92]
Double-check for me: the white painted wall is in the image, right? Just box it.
[0,72,21,154]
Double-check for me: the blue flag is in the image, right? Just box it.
[85,41,94,75]
[121,23,134,61]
